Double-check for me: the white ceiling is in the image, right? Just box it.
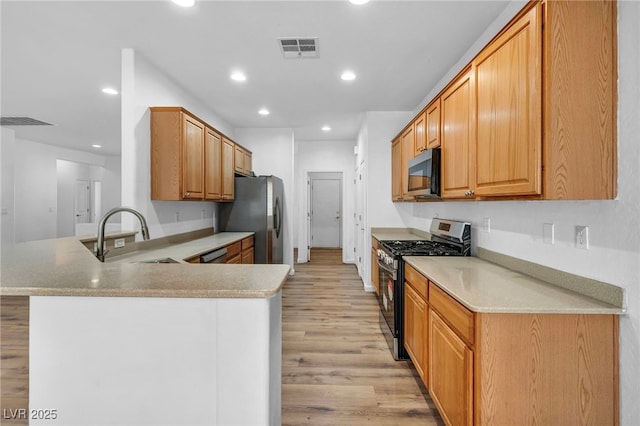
[1,0,511,156]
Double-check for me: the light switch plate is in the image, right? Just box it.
[114,238,125,248]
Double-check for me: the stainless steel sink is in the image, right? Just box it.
[133,257,180,264]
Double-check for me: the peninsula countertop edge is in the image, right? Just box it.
[0,232,290,299]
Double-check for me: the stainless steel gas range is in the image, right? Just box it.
[376,218,471,360]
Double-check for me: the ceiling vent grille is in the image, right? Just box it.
[278,37,319,59]
[1,117,54,126]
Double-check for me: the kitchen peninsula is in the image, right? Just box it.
[0,232,290,426]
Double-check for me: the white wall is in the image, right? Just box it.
[121,49,237,239]
[362,1,640,423]
[0,128,121,244]
[294,139,356,263]
[233,128,295,271]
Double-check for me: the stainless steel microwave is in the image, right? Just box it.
[407,148,441,198]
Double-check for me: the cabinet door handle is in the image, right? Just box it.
[184,192,191,198]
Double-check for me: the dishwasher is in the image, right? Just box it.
[199,247,227,264]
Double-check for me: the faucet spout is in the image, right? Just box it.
[96,207,150,262]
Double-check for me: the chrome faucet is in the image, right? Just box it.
[96,207,150,262]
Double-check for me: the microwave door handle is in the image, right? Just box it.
[376,259,397,281]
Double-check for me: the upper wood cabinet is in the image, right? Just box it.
[413,111,427,155]
[391,137,403,202]
[543,0,616,199]
[204,127,222,200]
[151,107,207,201]
[221,137,235,201]
[401,126,415,201]
[234,144,252,176]
[425,99,441,149]
[151,106,249,202]
[440,68,475,199]
[473,4,542,197]
[390,0,616,201]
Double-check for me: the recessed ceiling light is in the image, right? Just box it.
[258,108,270,116]
[172,0,195,7]
[92,144,102,149]
[101,87,119,95]
[322,126,331,132]
[349,0,370,4]
[341,70,356,81]
[230,72,247,82]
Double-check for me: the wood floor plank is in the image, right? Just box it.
[282,249,443,425]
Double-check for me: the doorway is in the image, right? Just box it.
[308,172,342,252]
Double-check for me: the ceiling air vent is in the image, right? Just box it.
[278,37,319,59]
[1,117,54,126]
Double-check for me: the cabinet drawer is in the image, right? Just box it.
[226,241,241,258]
[241,236,254,250]
[405,264,428,301]
[429,282,474,346]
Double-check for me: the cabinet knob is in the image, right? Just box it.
[185,192,190,198]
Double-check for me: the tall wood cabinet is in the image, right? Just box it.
[440,68,475,199]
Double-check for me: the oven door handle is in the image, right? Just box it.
[377,259,397,281]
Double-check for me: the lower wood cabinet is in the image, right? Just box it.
[429,309,473,426]
[241,236,254,264]
[404,264,429,382]
[371,238,380,294]
[227,236,254,264]
[404,263,618,426]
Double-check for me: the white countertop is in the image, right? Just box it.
[404,256,623,314]
[0,232,290,299]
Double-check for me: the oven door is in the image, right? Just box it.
[377,259,397,337]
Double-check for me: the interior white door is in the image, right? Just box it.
[310,178,341,248]
[74,179,90,224]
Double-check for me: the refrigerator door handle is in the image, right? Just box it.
[274,197,282,238]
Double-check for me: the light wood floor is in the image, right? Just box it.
[283,248,443,425]
[0,296,29,425]
[0,250,442,425]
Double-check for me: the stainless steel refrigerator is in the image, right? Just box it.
[217,175,284,264]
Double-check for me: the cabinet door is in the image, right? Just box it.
[474,5,541,197]
[391,137,403,202]
[414,112,427,155]
[429,309,473,426]
[404,283,427,382]
[221,138,235,201]
[234,145,244,174]
[241,247,254,264]
[204,127,222,200]
[426,99,441,149]
[401,126,415,200]
[441,69,475,199]
[243,151,252,175]
[182,114,205,199]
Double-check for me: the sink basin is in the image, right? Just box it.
[133,257,180,264]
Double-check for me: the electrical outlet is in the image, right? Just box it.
[114,238,125,249]
[575,226,589,249]
[482,217,491,232]
[543,223,554,244]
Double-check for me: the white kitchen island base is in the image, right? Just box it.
[29,294,281,426]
